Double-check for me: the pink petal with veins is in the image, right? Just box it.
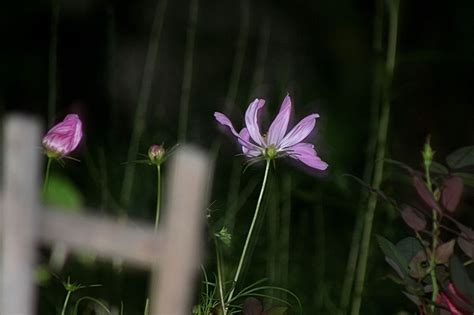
[267,94,291,145]
[278,113,319,149]
[287,142,328,170]
[244,99,266,146]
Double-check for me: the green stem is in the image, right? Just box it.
[226,159,271,306]
[223,0,249,114]
[60,290,72,315]
[43,157,53,197]
[215,240,227,315]
[144,298,150,315]
[178,0,199,142]
[154,164,161,231]
[425,161,439,311]
[350,1,399,314]
[120,0,167,210]
[339,0,384,313]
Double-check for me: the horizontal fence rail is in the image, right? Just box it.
[0,114,213,315]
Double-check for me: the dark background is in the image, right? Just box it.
[1,0,473,314]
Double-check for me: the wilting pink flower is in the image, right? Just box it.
[214,95,328,170]
[42,114,83,158]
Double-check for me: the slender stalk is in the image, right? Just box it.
[178,0,199,142]
[226,159,271,306]
[120,0,167,210]
[144,298,150,315]
[60,290,72,315]
[43,157,53,196]
[279,173,291,300]
[339,0,384,315]
[223,0,250,114]
[350,1,399,314]
[424,160,439,310]
[339,0,384,312]
[249,15,270,97]
[314,189,326,312]
[215,240,227,315]
[154,164,162,231]
[48,0,60,126]
[266,179,279,305]
[224,160,242,234]
[106,3,118,137]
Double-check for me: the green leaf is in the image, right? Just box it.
[447,146,474,169]
[450,255,474,301]
[430,161,449,174]
[455,172,474,188]
[396,237,423,265]
[43,173,84,211]
[376,235,410,277]
[262,306,287,315]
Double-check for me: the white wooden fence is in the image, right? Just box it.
[0,114,213,315]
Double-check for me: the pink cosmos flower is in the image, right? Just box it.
[42,114,83,158]
[214,95,328,170]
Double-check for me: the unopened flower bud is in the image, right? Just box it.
[422,135,435,169]
[148,144,165,165]
[42,114,83,158]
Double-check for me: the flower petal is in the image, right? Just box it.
[267,94,291,145]
[214,112,240,137]
[286,142,328,170]
[278,113,319,148]
[214,112,260,152]
[244,99,266,146]
[239,128,262,157]
[42,114,82,156]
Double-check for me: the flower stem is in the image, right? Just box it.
[144,298,150,315]
[215,239,227,315]
[42,157,53,197]
[226,159,271,306]
[350,1,399,314]
[178,0,199,142]
[424,160,440,311]
[60,290,72,315]
[120,0,168,210]
[154,164,162,231]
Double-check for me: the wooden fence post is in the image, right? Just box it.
[1,114,42,315]
[151,146,213,315]
[0,114,212,315]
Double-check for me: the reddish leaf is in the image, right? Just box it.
[441,176,464,212]
[401,206,426,232]
[243,297,263,315]
[413,176,440,211]
[435,239,456,264]
[457,225,474,259]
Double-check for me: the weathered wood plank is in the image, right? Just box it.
[151,146,213,315]
[39,210,165,268]
[1,115,42,315]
